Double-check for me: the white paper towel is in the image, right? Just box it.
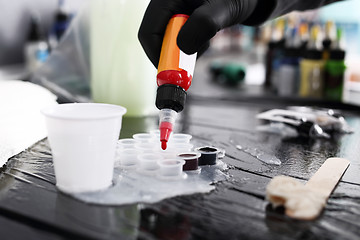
[0,80,57,167]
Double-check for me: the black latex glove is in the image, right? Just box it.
[138,0,259,68]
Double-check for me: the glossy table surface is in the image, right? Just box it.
[0,94,359,239]
[1,52,360,239]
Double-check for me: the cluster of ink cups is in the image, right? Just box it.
[115,130,224,180]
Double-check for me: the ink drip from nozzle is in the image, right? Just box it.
[155,14,197,150]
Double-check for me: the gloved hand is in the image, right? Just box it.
[138,0,260,68]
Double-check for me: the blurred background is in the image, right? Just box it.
[0,0,84,66]
[0,0,360,111]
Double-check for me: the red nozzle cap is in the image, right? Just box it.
[161,141,167,150]
[159,121,173,150]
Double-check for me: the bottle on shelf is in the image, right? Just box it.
[324,28,346,101]
[24,15,49,73]
[277,27,302,96]
[299,24,325,98]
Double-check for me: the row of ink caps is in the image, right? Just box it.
[115,130,224,180]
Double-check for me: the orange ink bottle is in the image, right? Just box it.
[156,14,197,150]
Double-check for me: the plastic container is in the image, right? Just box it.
[157,159,185,179]
[25,16,49,72]
[158,149,179,159]
[177,152,201,171]
[195,146,225,166]
[117,138,139,149]
[299,25,325,98]
[170,133,192,143]
[150,129,161,138]
[278,64,299,96]
[156,14,197,149]
[168,143,193,152]
[91,0,157,116]
[324,49,346,101]
[116,148,141,168]
[138,153,163,172]
[299,52,325,98]
[264,41,277,88]
[133,133,155,143]
[156,14,196,91]
[135,142,157,153]
[270,40,286,92]
[41,103,127,193]
[277,47,301,96]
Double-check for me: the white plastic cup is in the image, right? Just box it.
[169,133,192,143]
[158,149,179,159]
[149,129,160,138]
[133,133,155,143]
[41,103,127,193]
[168,143,193,153]
[117,138,139,149]
[135,142,157,153]
[158,159,185,177]
[138,153,163,171]
[116,148,141,168]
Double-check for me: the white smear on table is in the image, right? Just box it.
[0,80,58,167]
[236,145,281,165]
[73,161,229,205]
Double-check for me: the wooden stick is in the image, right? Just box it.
[266,157,350,220]
[306,158,350,199]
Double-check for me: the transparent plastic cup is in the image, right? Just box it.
[158,149,179,159]
[116,148,141,168]
[168,143,193,153]
[133,133,155,143]
[41,103,127,193]
[138,153,163,171]
[117,138,139,149]
[169,133,192,143]
[149,129,160,138]
[135,142,157,153]
[158,159,185,179]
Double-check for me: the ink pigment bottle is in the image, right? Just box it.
[324,29,346,101]
[299,25,325,98]
[156,14,197,150]
[267,19,285,93]
[25,15,49,72]
[277,27,301,97]
[322,21,336,61]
